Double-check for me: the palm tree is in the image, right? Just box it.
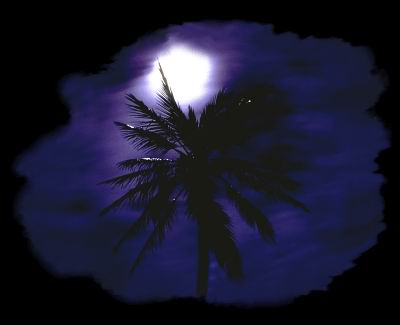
[100,64,308,298]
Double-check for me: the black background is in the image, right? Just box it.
[4,5,398,321]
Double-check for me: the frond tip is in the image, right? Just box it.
[129,199,177,273]
[225,184,275,242]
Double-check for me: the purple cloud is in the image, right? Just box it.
[15,21,387,304]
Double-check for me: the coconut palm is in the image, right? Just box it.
[100,64,308,297]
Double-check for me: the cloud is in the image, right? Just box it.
[16,21,387,304]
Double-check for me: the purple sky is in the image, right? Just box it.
[15,21,388,305]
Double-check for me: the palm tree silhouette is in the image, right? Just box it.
[100,64,308,298]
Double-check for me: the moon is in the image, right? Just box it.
[147,45,212,106]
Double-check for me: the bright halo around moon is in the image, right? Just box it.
[148,45,212,106]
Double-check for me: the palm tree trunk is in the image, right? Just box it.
[196,224,209,298]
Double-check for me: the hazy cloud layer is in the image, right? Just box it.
[16,21,387,304]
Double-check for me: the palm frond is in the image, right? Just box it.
[156,63,187,121]
[113,184,176,252]
[212,157,302,193]
[99,181,161,216]
[117,157,173,171]
[211,157,309,212]
[187,105,198,128]
[233,171,309,212]
[129,199,177,273]
[186,194,243,281]
[198,89,255,152]
[199,86,292,153]
[126,93,165,120]
[99,169,156,189]
[206,200,244,280]
[114,121,176,155]
[100,187,140,216]
[113,210,149,252]
[261,187,310,212]
[199,89,231,128]
[126,94,177,140]
[102,158,174,190]
[225,183,275,242]
[155,64,192,155]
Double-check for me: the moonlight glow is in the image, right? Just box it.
[148,45,212,106]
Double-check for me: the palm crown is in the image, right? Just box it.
[101,64,308,297]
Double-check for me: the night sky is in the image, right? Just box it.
[15,21,388,304]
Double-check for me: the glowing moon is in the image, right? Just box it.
[148,45,212,106]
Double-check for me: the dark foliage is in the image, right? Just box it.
[101,65,308,297]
